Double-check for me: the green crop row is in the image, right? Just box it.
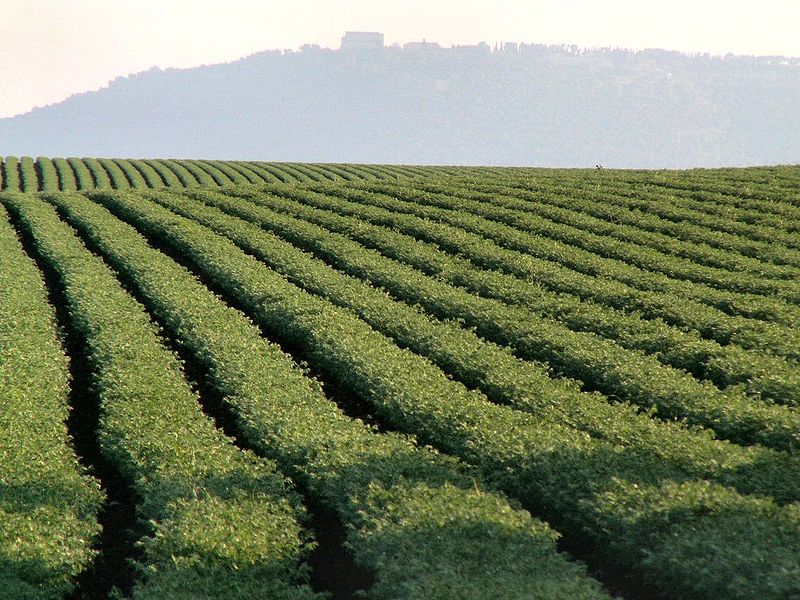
[242,161,290,182]
[318,183,800,323]
[51,158,77,191]
[0,158,418,192]
[66,158,95,189]
[19,156,38,192]
[487,172,800,265]
[224,185,800,405]
[52,190,610,599]
[373,197,800,400]
[408,175,800,277]
[4,193,318,600]
[158,160,199,186]
[273,183,800,357]
[219,160,269,185]
[200,160,247,185]
[172,159,216,186]
[112,159,149,188]
[81,158,111,189]
[642,174,800,223]
[221,186,800,450]
[2,156,20,190]
[502,168,800,243]
[156,186,800,504]
[88,188,800,600]
[96,158,131,189]
[0,199,103,599]
[35,157,59,192]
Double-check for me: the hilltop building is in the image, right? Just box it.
[341,31,384,51]
[403,39,441,52]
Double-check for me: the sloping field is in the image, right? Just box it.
[1,162,799,599]
[0,157,439,191]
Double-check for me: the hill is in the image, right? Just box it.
[1,44,799,167]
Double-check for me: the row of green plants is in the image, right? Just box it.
[67,157,95,189]
[108,158,149,188]
[51,158,77,191]
[19,156,38,192]
[85,158,114,189]
[256,183,800,403]
[0,157,419,192]
[88,188,800,600]
[505,167,800,244]
[0,200,103,599]
[228,186,800,449]
[493,170,800,263]
[408,175,800,277]
[0,156,19,189]
[199,160,251,185]
[96,158,131,189]
[278,183,800,356]
[640,172,800,223]
[51,190,609,599]
[158,186,800,504]
[34,157,60,192]
[4,193,319,600]
[319,183,800,323]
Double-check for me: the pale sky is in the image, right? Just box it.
[2,0,799,118]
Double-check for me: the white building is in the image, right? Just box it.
[341,31,384,51]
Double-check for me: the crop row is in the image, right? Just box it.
[640,173,800,223]
[220,185,800,450]
[0,199,103,599]
[494,170,800,256]
[271,183,800,357]
[151,186,800,504]
[537,169,800,241]
[49,190,609,599]
[0,156,421,192]
[511,168,800,241]
[4,193,320,599]
[404,175,800,276]
[318,183,800,321]
[86,188,800,600]
[239,184,800,405]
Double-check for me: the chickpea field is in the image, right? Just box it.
[1,156,799,599]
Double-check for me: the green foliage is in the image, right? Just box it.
[3,194,317,599]
[208,184,800,405]
[195,160,238,185]
[173,159,218,186]
[111,159,149,189]
[0,198,103,598]
[2,156,21,191]
[142,159,183,187]
[82,157,113,189]
[96,158,132,189]
[228,185,800,450]
[366,178,800,301]
[127,159,165,188]
[34,157,59,192]
[155,187,800,504]
[318,180,800,326]
[66,157,95,190]
[19,156,39,192]
[88,187,800,599]
[51,157,77,191]
[158,159,200,186]
[55,189,611,599]
[3,164,799,597]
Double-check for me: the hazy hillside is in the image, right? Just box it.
[2,44,799,167]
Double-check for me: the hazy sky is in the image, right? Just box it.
[2,0,799,118]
